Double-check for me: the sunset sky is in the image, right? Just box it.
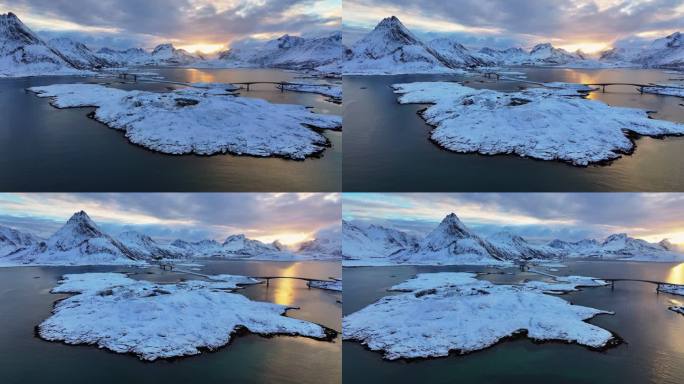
[0,0,341,53]
[343,0,684,53]
[343,193,684,247]
[0,193,341,246]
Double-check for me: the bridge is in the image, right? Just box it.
[229,81,336,92]
[582,83,684,94]
[601,278,684,291]
[252,275,337,287]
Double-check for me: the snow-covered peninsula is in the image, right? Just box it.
[28,83,341,159]
[343,272,617,360]
[39,272,335,360]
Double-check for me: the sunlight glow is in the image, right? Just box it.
[557,42,610,54]
[175,43,226,54]
[253,232,315,247]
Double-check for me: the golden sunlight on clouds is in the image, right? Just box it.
[253,232,315,246]
[175,42,226,54]
[557,42,610,54]
[640,232,684,247]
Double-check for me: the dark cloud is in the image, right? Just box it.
[345,0,684,48]
[1,0,340,50]
[343,193,684,243]
[0,193,340,243]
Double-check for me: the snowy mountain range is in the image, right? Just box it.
[0,211,340,266]
[344,16,684,74]
[216,32,343,71]
[0,12,343,77]
[343,213,683,266]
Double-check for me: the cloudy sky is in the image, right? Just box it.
[343,193,684,246]
[0,193,341,246]
[1,0,341,53]
[344,0,684,53]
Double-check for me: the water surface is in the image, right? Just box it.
[0,260,341,384]
[343,261,684,384]
[343,68,684,191]
[0,68,341,192]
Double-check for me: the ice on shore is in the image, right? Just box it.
[524,275,609,294]
[643,85,684,98]
[668,306,684,315]
[391,81,684,166]
[308,279,342,292]
[343,272,616,360]
[39,272,333,361]
[28,83,341,159]
[281,83,342,103]
[658,284,684,296]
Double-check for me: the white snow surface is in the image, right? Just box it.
[308,279,342,292]
[343,272,616,360]
[28,83,341,159]
[39,272,330,360]
[658,284,684,296]
[524,275,609,294]
[392,81,684,166]
[668,306,684,315]
[643,85,684,97]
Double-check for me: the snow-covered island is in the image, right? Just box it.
[39,272,336,360]
[0,211,342,267]
[343,272,618,360]
[342,16,684,75]
[28,83,341,159]
[390,81,684,166]
[343,213,683,267]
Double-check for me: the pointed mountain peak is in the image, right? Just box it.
[67,210,96,225]
[377,16,403,28]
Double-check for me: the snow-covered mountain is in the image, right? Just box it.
[476,47,528,65]
[148,43,200,66]
[298,227,342,259]
[342,220,419,262]
[48,37,110,69]
[217,32,342,70]
[526,43,585,65]
[487,232,561,260]
[428,37,488,67]
[344,16,454,74]
[600,32,684,68]
[548,233,681,261]
[221,234,284,257]
[117,230,187,260]
[0,225,39,256]
[95,47,151,66]
[1,211,144,266]
[0,12,84,77]
[400,213,507,265]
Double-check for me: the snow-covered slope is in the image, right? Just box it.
[117,231,187,260]
[0,225,39,256]
[149,43,200,66]
[400,213,507,265]
[344,16,454,75]
[476,47,528,65]
[600,32,684,68]
[342,220,419,263]
[217,32,342,71]
[548,233,683,261]
[487,232,561,260]
[221,234,284,257]
[96,47,150,66]
[428,37,488,67]
[298,227,341,259]
[48,37,110,69]
[0,12,85,77]
[526,43,585,66]
[1,211,144,266]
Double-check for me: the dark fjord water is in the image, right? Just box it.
[342,261,684,384]
[0,260,341,384]
[343,68,684,191]
[0,68,341,192]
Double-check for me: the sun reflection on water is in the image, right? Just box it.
[271,263,300,306]
[666,263,684,284]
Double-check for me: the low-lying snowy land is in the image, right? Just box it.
[28,83,341,159]
[39,272,335,360]
[343,272,617,360]
[391,81,684,166]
